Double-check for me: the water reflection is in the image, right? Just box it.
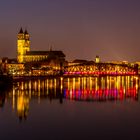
[0,84,12,108]
[12,78,64,121]
[0,76,139,120]
[64,76,139,101]
[0,92,6,108]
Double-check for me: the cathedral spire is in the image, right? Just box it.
[19,27,23,34]
[24,29,28,34]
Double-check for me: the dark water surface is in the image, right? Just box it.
[0,76,140,140]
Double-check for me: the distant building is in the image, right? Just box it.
[0,57,24,75]
[68,59,88,66]
[95,55,100,63]
[107,61,128,65]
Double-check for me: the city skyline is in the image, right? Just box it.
[0,0,140,62]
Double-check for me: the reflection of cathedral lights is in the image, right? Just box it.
[50,79,53,89]
[21,82,24,90]
[54,79,57,95]
[34,81,37,91]
[60,77,63,91]
[46,79,49,95]
[17,94,29,120]
[12,86,16,109]
[38,80,41,96]
[29,80,32,98]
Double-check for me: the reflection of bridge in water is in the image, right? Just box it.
[0,76,139,120]
[64,63,138,76]
[64,76,139,101]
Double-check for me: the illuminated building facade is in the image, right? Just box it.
[0,57,24,75]
[17,28,30,63]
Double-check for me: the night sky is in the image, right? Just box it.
[0,0,140,62]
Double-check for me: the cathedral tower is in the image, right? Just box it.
[17,28,30,63]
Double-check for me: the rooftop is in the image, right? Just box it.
[26,51,65,57]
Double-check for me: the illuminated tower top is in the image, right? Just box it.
[18,27,24,40]
[24,29,30,40]
[17,27,30,63]
[19,28,23,33]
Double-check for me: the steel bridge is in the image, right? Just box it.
[64,62,138,76]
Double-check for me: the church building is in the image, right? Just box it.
[17,28,65,64]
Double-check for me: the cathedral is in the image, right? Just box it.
[0,28,66,75]
[17,28,65,64]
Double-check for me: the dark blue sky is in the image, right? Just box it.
[0,0,140,62]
